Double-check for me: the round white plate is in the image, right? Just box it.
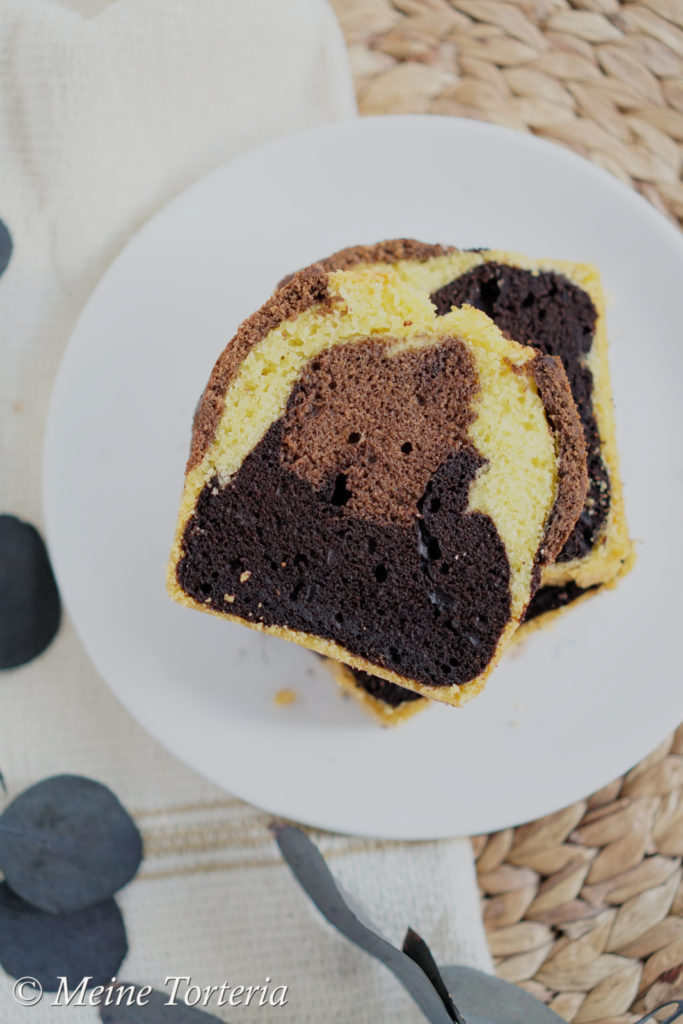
[44,115,683,839]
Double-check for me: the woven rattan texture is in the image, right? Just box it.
[471,728,683,1022]
[331,5,683,1016]
[331,0,683,226]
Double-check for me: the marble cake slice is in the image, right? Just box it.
[168,264,586,707]
[305,239,634,634]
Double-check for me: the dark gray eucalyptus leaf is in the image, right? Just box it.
[0,218,12,278]
[439,967,565,1024]
[0,515,61,669]
[403,928,464,1023]
[0,774,143,913]
[272,822,455,1024]
[99,986,226,1023]
[0,883,127,992]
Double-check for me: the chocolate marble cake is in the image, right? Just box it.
[306,240,634,622]
[301,241,633,724]
[168,263,586,706]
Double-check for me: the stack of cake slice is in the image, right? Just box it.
[167,239,633,721]
[311,241,634,722]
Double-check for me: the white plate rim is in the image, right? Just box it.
[43,114,683,839]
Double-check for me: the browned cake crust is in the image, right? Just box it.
[316,238,453,270]
[528,353,588,569]
[277,239,453,288]
[188,266,331,471]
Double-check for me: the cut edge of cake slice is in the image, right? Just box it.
[168,264,586,707]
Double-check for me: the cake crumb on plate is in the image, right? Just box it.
[274,688,297,707]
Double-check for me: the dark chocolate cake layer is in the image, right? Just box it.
[339,580,601,720]
[524,580,600,621]
[350,670,424,707]
[431,264,607,564]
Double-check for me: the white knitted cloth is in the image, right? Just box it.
[0,1,493,1020]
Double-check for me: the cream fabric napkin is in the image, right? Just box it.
[0,1,493,1020]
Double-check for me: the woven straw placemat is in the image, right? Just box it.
[330,2,682,1019]
[472,729,683,1023]
[331,0,683,226]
